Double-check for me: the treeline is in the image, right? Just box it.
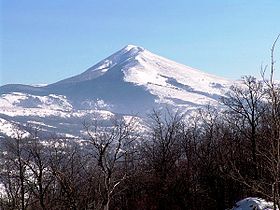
[1,75,280,210]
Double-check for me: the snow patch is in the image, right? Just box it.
[231,197,278,210]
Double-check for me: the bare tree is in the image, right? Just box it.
[84,117,138,210]
[261,33,280,209]
[222,75,265,179]
[48,139,88,210]
[219,34,280,209]
[0,130,30,210]
[142,110,185,209]
[24,135,54,210]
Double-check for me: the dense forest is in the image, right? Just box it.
[1,38,280,210]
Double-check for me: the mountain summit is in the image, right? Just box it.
[53,45,145,86]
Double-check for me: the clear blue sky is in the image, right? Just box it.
[1,0,280,85]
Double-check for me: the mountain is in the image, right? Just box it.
[0,45,233,138]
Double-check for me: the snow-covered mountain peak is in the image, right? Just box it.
[53,45,146,85]
[49,45,231,109]
[122,44,145,53]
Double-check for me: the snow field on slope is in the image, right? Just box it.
[121,47,231,106]
[0,92,73,111]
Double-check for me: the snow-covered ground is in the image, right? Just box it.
[0,118,29,138]
[231,197,278,210]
